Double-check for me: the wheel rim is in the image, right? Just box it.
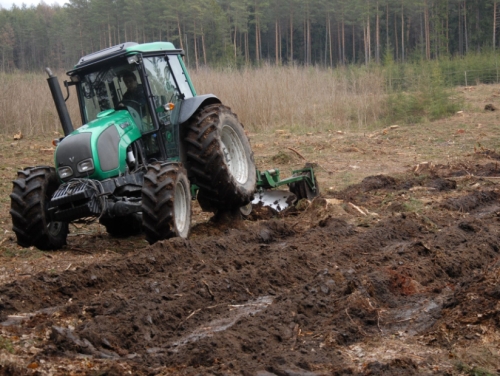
[47,221,64,237]
[174,178,188,236]
[220,124,249,185]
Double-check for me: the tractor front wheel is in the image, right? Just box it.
[142,163,191,244]
[185,104,256,211]
[10,166,69,250]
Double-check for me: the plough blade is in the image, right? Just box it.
[252,190,296,211]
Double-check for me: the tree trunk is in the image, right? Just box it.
[464,0,468,54]
[328,15,333,66]
[375,2,380,64]
[79,19,84,55]
[256,21,260,62]
[386,3,389,50]
[337,21,342,65]
[177,15,184,50]
[459,2,463,55]
[261,25,264,62]
[108,19,112,47]
[494,1,497,50]
[352,24,356,63]
[290,10,293,63]
[367,16,371,63]
[342,18,345,64]
[244,31,249,64]
[363,24,367,65]
[475,0,479,51]
[275,19,279,65]
[201,25,207,65]
[234,25,237,59]
[424,0,430,59]
[420,11,424,57]
[307,17,311,65]
[99,25,102,50]
[194,21,199,70]
[394,12,399,61]
[279,18,282,64]
[401,1,404,62]
[303,18,306,64]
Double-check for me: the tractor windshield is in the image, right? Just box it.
[78,64,153,132]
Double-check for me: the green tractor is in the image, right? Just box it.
[10,42,318,250]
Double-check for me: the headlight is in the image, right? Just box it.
[77,158,94,173]
[58,166,73,179]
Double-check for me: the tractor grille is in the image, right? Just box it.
[55,133,93,180]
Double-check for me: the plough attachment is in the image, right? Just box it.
[252,165,319,211]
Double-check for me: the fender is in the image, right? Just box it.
[178,94,221,125]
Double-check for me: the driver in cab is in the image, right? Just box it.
[118,71,147,112]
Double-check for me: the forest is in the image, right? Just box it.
[0,0,500,71]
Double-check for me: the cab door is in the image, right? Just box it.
[143,55,191,160]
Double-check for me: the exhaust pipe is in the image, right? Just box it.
[45,67,74,136]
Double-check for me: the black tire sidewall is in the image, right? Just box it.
[10,166,68,250]
[142,163,191,244]
[186,104,257,210]
[38,169,68,249]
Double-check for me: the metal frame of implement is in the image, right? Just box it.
[255,166,317,192]
[190,166,317,202]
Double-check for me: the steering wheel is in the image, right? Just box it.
[121,99,142,108]
[118,99,144,115]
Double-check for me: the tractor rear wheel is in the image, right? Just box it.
[185,104,256,211]
[142,163,191,244]
[99,213,142,237]
[10,166,69,250]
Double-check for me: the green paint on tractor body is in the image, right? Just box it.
[54,110,141,181]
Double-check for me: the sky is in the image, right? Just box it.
[0,0,68,9]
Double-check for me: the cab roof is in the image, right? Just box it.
[68,42,181,74]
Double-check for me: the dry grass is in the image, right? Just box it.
[0,72,80,136]
[0,66,386,136]
[191,64,386,133]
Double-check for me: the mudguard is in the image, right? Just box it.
[178,94,221,125]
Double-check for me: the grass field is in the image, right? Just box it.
[0,63,462,137]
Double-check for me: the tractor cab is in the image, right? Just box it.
[66,42,195,163]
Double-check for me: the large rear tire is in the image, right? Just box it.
[185,104,256,211]
[10,166,69,250]
[142,163,191,244]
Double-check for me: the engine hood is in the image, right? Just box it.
[54,110,142,181]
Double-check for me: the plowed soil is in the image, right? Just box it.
[1,85,500,375]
